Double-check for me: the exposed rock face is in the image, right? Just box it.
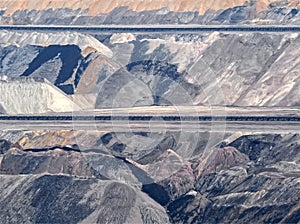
[0,0,249,16]
[0,175,170,224]
[0,139,11,154]
[2,31,300,111]
[0,148,93,177]
[0,130,299,223]
[193,146,250,178]
[0,31,116,113]
[0,130,172,223]
[75,54,120,94]
[0,2,300,221]
[0,31,112,57]
[167,133,300,223]
[237,33,300,106]
[0,31,113,98]
[94,32,300,107]
[0,0,300,25]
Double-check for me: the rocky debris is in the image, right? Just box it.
[0,45,40,78]
[184,175,300,223]
[110,33,136,44]
[157,162,196,201]
[2,31,300,109]
[0,130,299,223]
[95,69,155,108]
[0,148,94,177]
[84,153,150,189]
[0,31,112,58]
[97,132,178,161]
[0,30,114,99]
[142,149,185,180]
[168,178,300,224]
[167,193,211,223]
[75,54,120,94]
[0,139,11,154]
[0,77,79,114]
[3,130,226,160]
[237,33,300,106]
[193,146,250,178]
[0,174,170,224]
[167,134,300,223]
[96,131,216,164]
[0,103,6,114]
[136,149,196,205]
[96,32,300,108]
[228,134,300,165]
[0,30,114,101]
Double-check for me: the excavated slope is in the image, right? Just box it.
[2,31,300,108]
[0,130,299,223]
[0,77,79,114]
[94,32,300,107]
[0,0,299,15]
[0,174,170,224]
[0,0,249,15]
[0,31,112,58]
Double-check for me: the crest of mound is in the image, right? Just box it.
[0,31,113,58]
[0,148,94,177]
[143,149,185,181]
[193,146,250,178]
[0,175,171,223]
[0,77,80,114]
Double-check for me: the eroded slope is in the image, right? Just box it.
[0,130,299,223]
[0,0,299,25]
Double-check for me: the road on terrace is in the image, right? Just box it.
[1,115,299,133]
[1,25,300,33]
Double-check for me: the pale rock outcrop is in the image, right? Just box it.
[0,77,80,114]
